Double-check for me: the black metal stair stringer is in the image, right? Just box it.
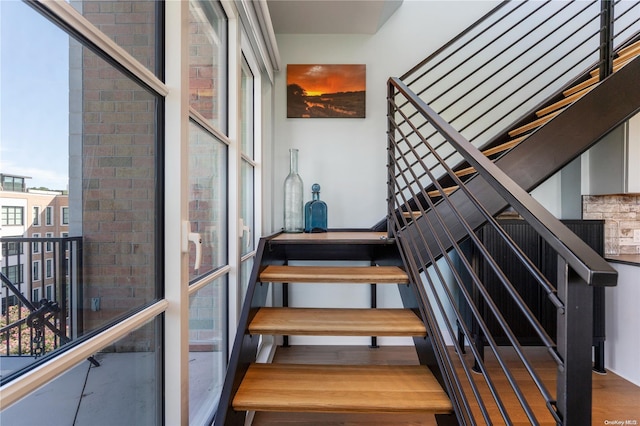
[405,55,640,265]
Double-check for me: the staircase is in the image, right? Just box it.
[215,2,639,425]
[385,39,640,264]
[381,1,638,423]
[425,39,640,201]
[215,231,456,425]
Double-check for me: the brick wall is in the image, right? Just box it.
[583,194,640,255]
[76,1,158,350]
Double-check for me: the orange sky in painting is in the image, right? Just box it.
[287,64,366,96]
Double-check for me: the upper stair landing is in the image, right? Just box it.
[266,231,402,264]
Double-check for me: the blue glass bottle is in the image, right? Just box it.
[304,183,327,233]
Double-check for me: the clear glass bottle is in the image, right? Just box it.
[304,183,328,233]
[283,149,304,233]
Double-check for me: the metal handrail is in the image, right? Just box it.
[384,2,638,423]
[388,77,620,423]
[392,78,616,286]
[398,0,640,153]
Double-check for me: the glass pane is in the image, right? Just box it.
[189,275,227,424]
[0,1,161,378]
[69,0,161,77]
[79,50,160,321]
[189,0,227,133]
[240,57,254,157]
[239,257,253,303]
[0,316,162,425]
[240,160,254,256]
[188,122,228,283]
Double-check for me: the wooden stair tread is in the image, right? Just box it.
[481,135,528,157]
[565,43,639,97]
[233,363,453,414]
[617,39,640,61]
[453,165,476,178]
[563,74,598,97]
[508,108,564,137]
[249,307,426,336]
[590,55,636,78]
[402,211,422,219]
[259,265,409,283]
[427,185,459,198]
[536,85,594,117]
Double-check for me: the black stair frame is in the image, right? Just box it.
[214,231,455,426]
[402,55,640,267]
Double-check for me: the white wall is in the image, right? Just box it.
[605,262,640,386]
[272,1,500,231]
[271,1,499,346]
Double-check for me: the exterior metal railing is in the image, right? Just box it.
[0,236,83,358]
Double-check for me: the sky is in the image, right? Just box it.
[0,1,70,190]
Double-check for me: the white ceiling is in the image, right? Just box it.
[266,0,404,34]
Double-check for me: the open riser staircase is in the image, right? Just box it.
[215,232,456,425]
[388,39,640,260]
[215,2,638,425]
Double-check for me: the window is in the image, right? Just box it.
[187,1,229,423]
[46,259,53,279]
[0,0,277,422]
[45,232,53,252]
[32,261,40,282]
[33,206,41,226]
[1,1,163,396]
[32,233,41,254]
[32,288,40,303]
[45,206,53,226]
[1,0,164,419]
[1,206,24,226]
[189,0,227,133]
[238,49,258,302]
[188,122,228,282]
[2,241,23,257]
[1,175,25,192]
[61,207,69,225]
[2,265,24,285]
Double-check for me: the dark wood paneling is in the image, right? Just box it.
[464,219,605,348]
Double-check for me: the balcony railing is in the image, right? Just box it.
[1,236,83,358]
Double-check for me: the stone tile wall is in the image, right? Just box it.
[583,194,640,255]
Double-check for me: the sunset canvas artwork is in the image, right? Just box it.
[287,64,366,118]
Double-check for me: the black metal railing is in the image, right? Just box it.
[0,237,83,358]
[387,78,618,424]
[384,1,637,423]
[399,0,639,155]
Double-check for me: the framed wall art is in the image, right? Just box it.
[287,64,366,118]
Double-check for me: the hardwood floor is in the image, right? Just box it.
[252,345,640,425]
